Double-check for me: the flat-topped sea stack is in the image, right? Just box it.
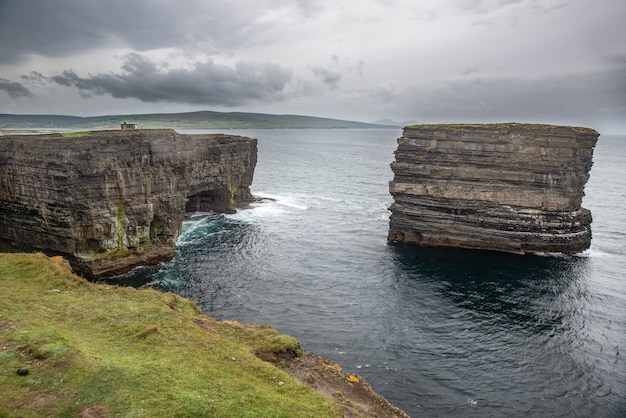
[0,129,257,278]
[388,123,599,254]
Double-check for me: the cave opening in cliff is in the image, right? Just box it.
[185,190,227,212]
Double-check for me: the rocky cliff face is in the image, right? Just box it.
[0,129,257,278]
[388,123,599,254]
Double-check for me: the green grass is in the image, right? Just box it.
[406,122,529,130]
[405,122,598,134]
[60,131,91,138]
[0,253,341,417]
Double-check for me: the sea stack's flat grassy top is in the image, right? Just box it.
[0,253,340,417]
[404,122,598,135]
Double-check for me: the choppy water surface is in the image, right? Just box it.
[119,129,626,417]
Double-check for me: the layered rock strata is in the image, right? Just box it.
[0,129,257,277]
[388,123,599,254]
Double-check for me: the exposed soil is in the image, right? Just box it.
[80,405,110,418]
[280,350,410,418]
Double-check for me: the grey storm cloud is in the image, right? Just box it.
[0,78,33,99]
[310,66,342,90]
[0,0,262,63]
[49,53,293,106]
[413,65,626,126]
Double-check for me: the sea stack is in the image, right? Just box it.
[388,123,599,254]
[0,129,257,278]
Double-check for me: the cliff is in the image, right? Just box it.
[388,123,599,254]
[0,129,257,278]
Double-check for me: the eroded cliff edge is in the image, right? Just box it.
[388,123,599,254]
[0,129,257,278]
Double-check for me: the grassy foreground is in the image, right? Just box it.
[0,253,341,417]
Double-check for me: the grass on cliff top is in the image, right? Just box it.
[0,253,341,418]
[60,131,91,138]
[406,122,598,134]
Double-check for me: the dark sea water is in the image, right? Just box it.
[119,129,626,417]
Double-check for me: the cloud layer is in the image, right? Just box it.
[48,54,293,106]
[0,78,33,99]
[0,0,264,63]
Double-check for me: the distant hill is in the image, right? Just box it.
[0,111,397,130]
[373,119,419,127]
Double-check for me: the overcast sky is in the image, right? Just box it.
[1,0,624,132]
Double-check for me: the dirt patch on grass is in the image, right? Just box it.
[0,320,18,351]
[30,394,58,409]
[279,350,410,418]
[80,405,110,418]
[11,393,59,413]
[0,320,18,331]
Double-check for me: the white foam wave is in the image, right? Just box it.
[532,245,619,259]
[534,252,571,259]
[187,211,213,219]
[576,246,615,259]
[231,193,309,221]
[273,198,309,211]
[178,214,220,244]
[259,193,309,209]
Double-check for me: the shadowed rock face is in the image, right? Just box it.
[0,129,257,278]
[388,123,599,254]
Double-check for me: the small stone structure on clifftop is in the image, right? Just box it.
[388,123,599,254]
[0,129,257,278]
[120,122,136,130]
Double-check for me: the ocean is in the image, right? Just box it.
[117,129,626,417]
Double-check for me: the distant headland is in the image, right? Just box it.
[0,110,398,131]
